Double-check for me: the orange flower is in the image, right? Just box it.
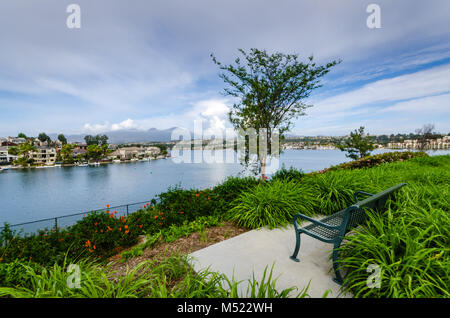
[107,226,113,231]
[139,225,143,228]
[154,215,158,219]
[180,211,184,214]
[195,193,199,197]
[94,222,98,226]
[119,227,121,231]
[106,204,110,208]
[125,230,129,234]
[124,225,128,229]
[85,240,91,248]
[93,245,96,250]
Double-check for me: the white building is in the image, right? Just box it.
[0,146,18,164]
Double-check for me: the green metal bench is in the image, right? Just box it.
[290,183,407,285]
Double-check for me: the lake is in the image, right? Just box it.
[0,149,448,231]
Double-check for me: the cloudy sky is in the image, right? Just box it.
[1,0,449,137]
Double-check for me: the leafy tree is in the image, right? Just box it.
[13,143,38,167]
[59,144,74,164]
[7,146,19,156]
[37,132,52,144]
[57,134,68,145]
[337,126,375,160]
[99,134,108,146]
[211,48,340,178]
[86,144,109,161]
[84,134,108,146]
[17,132,27,139]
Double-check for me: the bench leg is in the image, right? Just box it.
[290,232,301,262]
[332,243,344,285]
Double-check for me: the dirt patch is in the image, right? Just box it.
[107,222,249,275]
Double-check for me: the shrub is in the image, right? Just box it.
[271,165,305,183]
[339,205,450,298]
[227,180,316,229]
[155,185,218,221]
[303,170,366,215]
[312,151,428,175]
[212,176,260,214]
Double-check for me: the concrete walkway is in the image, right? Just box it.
[189,223,352,298]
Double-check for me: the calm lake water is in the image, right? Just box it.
[1,149,448,230]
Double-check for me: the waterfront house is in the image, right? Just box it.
[31,147,57,165]
[0,146,18,165]
[7,136,26,145]
[109,146,161,160]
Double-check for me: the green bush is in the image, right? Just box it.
[227,180,316,229]
[303,170,367,215]
[313,151,428,174]
[155,185,219,221]
[211,176,260,213]
[271,165,305,183]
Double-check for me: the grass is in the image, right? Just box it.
[335,155,450,297]
[227,179,316,229]
[0,253,317,298]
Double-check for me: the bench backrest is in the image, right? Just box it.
[343,183,407,233]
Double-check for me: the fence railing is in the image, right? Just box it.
[0,199,158,235]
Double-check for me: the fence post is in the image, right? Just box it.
[126,205,129,217]
[54,217,58,232]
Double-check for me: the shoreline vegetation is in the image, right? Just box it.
[1,151,449,298]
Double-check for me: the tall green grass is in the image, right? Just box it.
[336,155,450,297]
[0,254,316,298]
[227,180,316,229]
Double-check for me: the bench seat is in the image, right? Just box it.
[290,183,407,285]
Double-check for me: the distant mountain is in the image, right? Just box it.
[49,127,183,144]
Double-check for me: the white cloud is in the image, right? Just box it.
[310,63,450,116]
[82,99,232,136]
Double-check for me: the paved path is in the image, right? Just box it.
[189,224,352,298]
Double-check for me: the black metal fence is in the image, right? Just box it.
[0,199,158,235]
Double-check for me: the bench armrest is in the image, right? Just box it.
[354,191,374,203]
[292,213,341,232]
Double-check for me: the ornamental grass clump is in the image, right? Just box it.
[337,155,450,298]
[303,170,367,215]
[227,180,316,229]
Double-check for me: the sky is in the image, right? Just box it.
[0,0,449,137]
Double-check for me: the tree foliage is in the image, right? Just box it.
[57,134,68,145]
[84,134,108,146]
[337,126,375,160]
[37,132,51,144]
[211,48,340,176]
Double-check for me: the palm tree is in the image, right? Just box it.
[14,142,38,167]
